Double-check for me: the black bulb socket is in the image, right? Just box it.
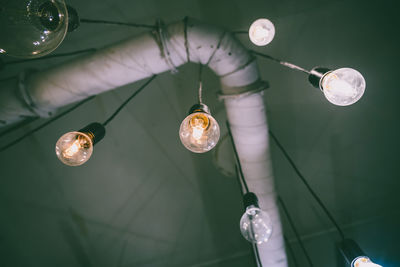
[188,103,210,115]
[308,67,331,89]
[338,239,365,265]
[243,192,259,209]
[66,5,80,32]
[79,122,106,145]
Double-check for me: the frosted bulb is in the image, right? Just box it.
[321,68,366,106]
[249,18,275,46]
[240,205,273,244]
[55,131,93,166]
[0,0,68,58]
[353,257,382,267]
[179,112,220,153]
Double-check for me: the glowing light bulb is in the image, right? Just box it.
[240,193,273,244]
[55,123,105,166]
[56,131,93,166]
[321,68,366,106]
[0,0,69,58]
[179,104,220,153]
[352,257,383,267]
[249,18,275,46]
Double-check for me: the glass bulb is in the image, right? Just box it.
[0,0,68,58]
[321,68,366,106]
[55,131,93,166]
[353,257,382,267]
[179,112,220,153]
[248,18,275,46]
[240,205,273,244]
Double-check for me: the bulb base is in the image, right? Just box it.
[188,103,210,115]
[66,5,80,32]
[79,122,106,145]
[243,192,259,209]
[338,239,365,266]
[308,67,331,89]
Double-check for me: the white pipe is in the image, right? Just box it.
[0,18,287,266]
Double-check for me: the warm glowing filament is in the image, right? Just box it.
[189,113,209,141]
[192,126,204,140]
[64,139,81,157]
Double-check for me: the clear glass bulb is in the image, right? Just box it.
[0,0,68,58]
[248,18,275,46]
[240,205,273,244]
[353,257,382,267]
[179,112,220,153]
[321,68,366,106]
[55,131,93,166]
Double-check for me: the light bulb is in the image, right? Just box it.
[179,104,220,153]
[55,123,105,166]
[321,68,366,106]
[56,131,93,166]
[248,18,275,46]
[0,0,68,58]
[352,257,383,267]
[239,193,273,244]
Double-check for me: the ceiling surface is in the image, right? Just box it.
[0,0,399,266]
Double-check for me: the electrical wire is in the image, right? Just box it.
[269,129,346,241]
[231,30,248,35]
[226,121,250,194]
[252,50,311,75]
[102,75,157,127]
[0,117,39,138]
[4,48,97,66]
[278,196,314,267]
[80,18,156,29]
[284,235,300,267]
[198,64,203,104]
[0,96,95,152]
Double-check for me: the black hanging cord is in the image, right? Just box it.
[252,244,263,267]
[252,50,311,75]
[284,235,300,267]
[80,18,156,29]
[0,117,39,138]
[269,130,346,241]
[226,121,250,194]
[231,30,248,35]
[102,75,157,127]
[4,48,97,65]
[198,64,203,104]
[0,96,95,152]
[278,196,314,267]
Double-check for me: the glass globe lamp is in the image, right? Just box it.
[179,104,220,153]
[0,0,69,58]
[239,192,273,244]
[56,131,93,166]
[309,67,366,106]
[352,257,382,267]
[55,123,105,166]
[248,18,275,46]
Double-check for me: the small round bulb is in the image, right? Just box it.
[179,108,220,153]
[352,257,382,267]
[248,18,275,46]
[0,0,68,58]
[55,131,93,166]
[321,68,366,106]
[240,205,273,244]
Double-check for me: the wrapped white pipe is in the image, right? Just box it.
[0,18,287,266]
